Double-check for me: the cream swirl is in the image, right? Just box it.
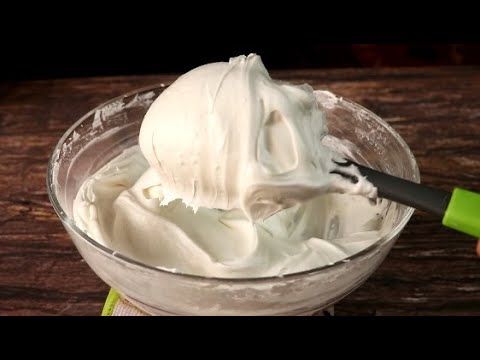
[73,146,392,278]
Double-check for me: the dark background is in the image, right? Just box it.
[3,3,479,80]
[3,44,480,80]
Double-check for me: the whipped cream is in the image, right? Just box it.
[73,54,387,278]
[73,146,392,278]
[139,54,375,221]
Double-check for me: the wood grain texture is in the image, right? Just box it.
[1,67,480,316]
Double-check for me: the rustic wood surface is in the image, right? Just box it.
[1,67,480,316]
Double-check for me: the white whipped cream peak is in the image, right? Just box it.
[139,54,375,220]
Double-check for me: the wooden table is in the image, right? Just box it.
[1,67,480,316]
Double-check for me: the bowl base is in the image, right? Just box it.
[119,293,335,316]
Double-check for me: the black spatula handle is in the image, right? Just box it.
[355,163,451,217]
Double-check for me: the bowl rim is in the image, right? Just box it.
[47,84,419,284]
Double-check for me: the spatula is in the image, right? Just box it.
[331,159,480,238]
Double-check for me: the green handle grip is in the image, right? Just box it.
[442,188,480,238]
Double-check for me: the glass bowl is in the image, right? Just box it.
[47,85,419,315]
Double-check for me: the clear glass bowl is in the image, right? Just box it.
[47,85,419,315]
